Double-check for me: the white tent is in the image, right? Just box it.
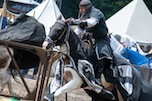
[27,0,64,35]
[106,0,152,44]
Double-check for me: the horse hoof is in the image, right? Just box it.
[98,89,115,100]
[44,92,55,101]
[43,96,51,101]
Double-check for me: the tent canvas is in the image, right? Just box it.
[106,0,152,44]
[27,0,64,35]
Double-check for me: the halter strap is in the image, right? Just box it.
[54,21,71,44]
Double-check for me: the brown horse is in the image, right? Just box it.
[0,45,14,94]
[0,43,41,95]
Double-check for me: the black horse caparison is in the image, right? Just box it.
[46,19,152,101]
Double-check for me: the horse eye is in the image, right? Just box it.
[57,27,63,33]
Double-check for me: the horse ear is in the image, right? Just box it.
[108,32,112,38]
[57,15,62,20]
[109,32,112,36]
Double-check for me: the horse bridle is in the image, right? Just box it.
[51,21,77,70]
[53,21,71,44]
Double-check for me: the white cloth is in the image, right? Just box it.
[86,18,98,28]
[73,18,98,38]
[74,26,83,37]
[110,35,124,54]
[118,34,147,55]
[42,41,49,49]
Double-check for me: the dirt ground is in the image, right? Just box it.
[1,69,152,101]
[0,75,91,101]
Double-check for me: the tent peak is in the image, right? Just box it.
[27,0,64,35]
[106,0,152,44]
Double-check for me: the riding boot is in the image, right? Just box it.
[92,82,115,100]
[94,59,106,84]
[93,59,115,100]
[82,66,115,100]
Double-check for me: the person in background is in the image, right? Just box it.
[147,45,152,53]
[22,67,38,80]
[114,34,147,56]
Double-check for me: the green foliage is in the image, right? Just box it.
[145,0,152,13]
[92,0,132,19]
[61,0,81,18]
[61,0,152,20]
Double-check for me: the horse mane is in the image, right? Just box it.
[54,20,92,61]
[55,19,86,47]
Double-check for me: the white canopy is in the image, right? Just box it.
[106,0,152,43]
[27,0,64,35]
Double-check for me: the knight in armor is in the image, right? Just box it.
[68,0,113,83]
[66,0,115,99]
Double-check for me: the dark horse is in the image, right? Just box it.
[45,19,152,101]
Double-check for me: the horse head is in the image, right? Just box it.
[48,20,69,46]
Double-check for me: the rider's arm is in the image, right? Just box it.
[74,26,83,36]
[70,18,98,28]
[85,18,98,28]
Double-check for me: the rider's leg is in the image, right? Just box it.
[77,59,115,100]
[96,59,112,82]
[94,59,115,100]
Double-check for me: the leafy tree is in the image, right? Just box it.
[61,0,152,20]
[92,0,131,19]
[0,0,152,20]
[61,0,81,18]
[145,0,152,13]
